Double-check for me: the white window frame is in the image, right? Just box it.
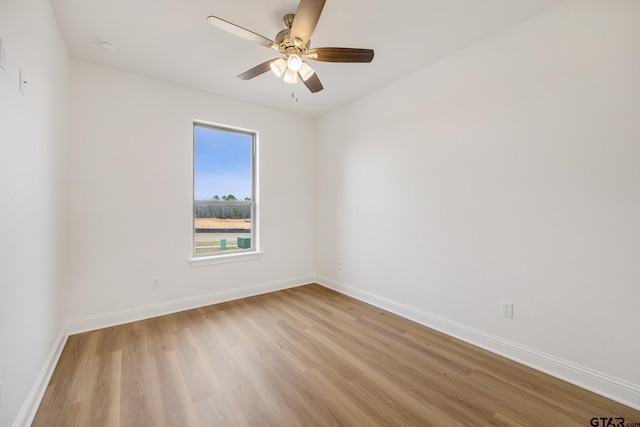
[189,120,261,266]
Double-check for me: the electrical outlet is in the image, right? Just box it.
[500,301,514,318]
[151,277,160,289]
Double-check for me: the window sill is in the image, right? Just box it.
[188,251,263,267]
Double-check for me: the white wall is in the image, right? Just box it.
[65,60,316,321]
[3,0,639,421]
[316,0,640,406]
[0,0,69,425]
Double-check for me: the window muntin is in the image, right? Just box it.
[193,122,256,257]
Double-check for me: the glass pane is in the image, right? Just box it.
[194,126,252,202]
[194,203,253,254]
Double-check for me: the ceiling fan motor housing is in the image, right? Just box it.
[275,28,290,45]
[276,18,309,56]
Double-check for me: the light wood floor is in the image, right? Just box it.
[33,284,639,426]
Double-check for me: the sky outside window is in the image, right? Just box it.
[194,125,252,200]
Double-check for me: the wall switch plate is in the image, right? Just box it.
[501,301,514,318]
[19,67,26,94]
[0,38,6,71]
[151,277,160,289]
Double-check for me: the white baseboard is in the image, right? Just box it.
[67,275,315,335]
[13,326,68,427]
[15,275,313,427]
[315,275,640,411]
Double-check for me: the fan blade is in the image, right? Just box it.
[307,47,374,63]
[290,0,326,46]
[301,72,323,93]
[207,15,277,49]
[237,59,277,80]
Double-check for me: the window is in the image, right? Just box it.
[193,122,257,258]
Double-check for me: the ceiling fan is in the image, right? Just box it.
[206,0,374,93]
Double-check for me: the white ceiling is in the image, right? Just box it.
[49,0,564,117]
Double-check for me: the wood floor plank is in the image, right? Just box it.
[83,350,122,426]
[193,392,238,427]
[172,327,221,403]
[155,350,201,426]
[33,284,640,426]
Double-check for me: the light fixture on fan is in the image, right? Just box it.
[298,62,315,81]
[269,58,287,77]
[283,68,298,84]
[270,53,316,85]
[287,54,302,72]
